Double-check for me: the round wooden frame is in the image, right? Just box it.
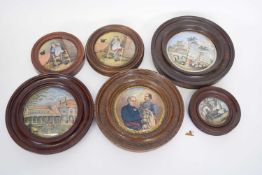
[188,86,240,136]
[86,25,144,76]
[151,16,235,89]
[31,32,85,76]
[6,74,94,154]
[95,69,184,151]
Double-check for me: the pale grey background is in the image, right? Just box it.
[0,0,261,174]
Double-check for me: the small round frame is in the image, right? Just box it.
[95,69,184,151]
[6,74,94,154]
[152,16,235,89]
[31,32,85,76]
[86,25,144,76]
[188,86,241,136]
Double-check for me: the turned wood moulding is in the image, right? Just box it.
[189,86,241,136]
[31,32,85,76]
[152,16,235,89]
[86,25,144,76]
[6,74,94,154]
[95,69,184,151]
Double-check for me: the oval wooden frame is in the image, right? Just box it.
[86,25,144,76]
[151,16,235,89]
[188,86,241,136]
[6,74,94,154]
[95,69,184,151]
[31,32,85,76]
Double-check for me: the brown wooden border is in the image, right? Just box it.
[95,69,184,151]
[188,86,241,136]
[31,32,85,76]
[151,16,235,89]
[6,74,94,154]
[86,25,144,76]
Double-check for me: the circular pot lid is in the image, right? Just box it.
[152,16,235,89]
[31,32,85,76]
[95,69,184,151]
[86,25,144,76]
[188,86,241,135]
[6,74,94,154]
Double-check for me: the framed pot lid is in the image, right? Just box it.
[6,74,94,154]
[31,32,85,76]
[95,69,184,151]
[151,16,235,89]
[86,25,144,76]
[188,86,241,136]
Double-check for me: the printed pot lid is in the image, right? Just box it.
[31,32,85,76]
[151,16,235,89]
[95,69,184,151]
[86,25,144,76]
[6,74,94,154]
[188,86,241,135]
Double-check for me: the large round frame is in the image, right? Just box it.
[95,69,184,151]
[151,16,235,89]
[6,74,94,154]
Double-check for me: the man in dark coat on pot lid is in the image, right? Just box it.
[121,96,142,130]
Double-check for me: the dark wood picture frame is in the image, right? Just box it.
[188,86,241,136]
[95,69,184,151]
[31,32,85,76]
[86,25,144,76]
[151,16,235,89]
[6,74,94,154]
